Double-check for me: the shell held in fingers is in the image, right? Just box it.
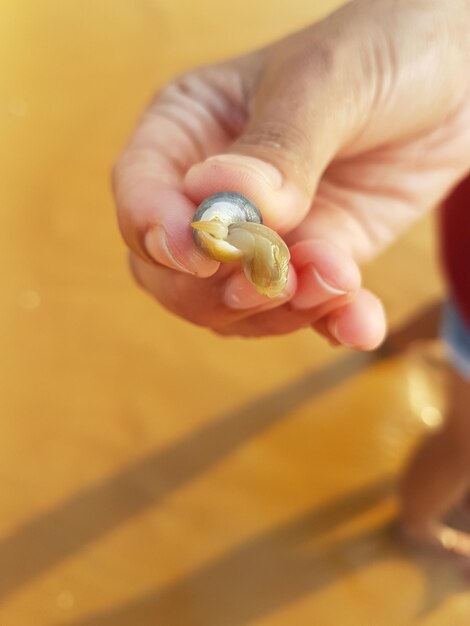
[192,191,263,229]
[191,192,290,298]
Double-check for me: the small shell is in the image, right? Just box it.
[191,192,290,298]
[192,192,262,231]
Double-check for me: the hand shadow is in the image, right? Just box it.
[55,477,466,626]
[0,351,375,603]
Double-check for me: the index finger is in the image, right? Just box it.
[113,73,242,276]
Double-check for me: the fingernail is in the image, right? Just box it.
[292,265,348,310]
[312,269,348,295]
[144,225,191,273]
[223,278,288,310]
[328,319,357,349]
[205,154,283,190]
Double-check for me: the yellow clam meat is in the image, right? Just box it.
[191,192,290,297]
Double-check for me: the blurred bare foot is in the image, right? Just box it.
[400,520,470,560]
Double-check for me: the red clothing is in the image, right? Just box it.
[440,175,470,328]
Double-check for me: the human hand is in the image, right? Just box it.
[113,0,470,348]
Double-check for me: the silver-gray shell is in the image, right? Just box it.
[192,192,262,242]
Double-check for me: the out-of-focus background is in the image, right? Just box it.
[1,1,468,625]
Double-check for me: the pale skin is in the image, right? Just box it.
[113,0,470,550]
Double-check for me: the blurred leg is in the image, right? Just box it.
[400,366,470,556]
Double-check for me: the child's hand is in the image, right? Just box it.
[113,0,470,348]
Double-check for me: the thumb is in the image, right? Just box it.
[185,0,469,233]
[184,42,352,233]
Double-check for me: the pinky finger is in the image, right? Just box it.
[314,289,386,351]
